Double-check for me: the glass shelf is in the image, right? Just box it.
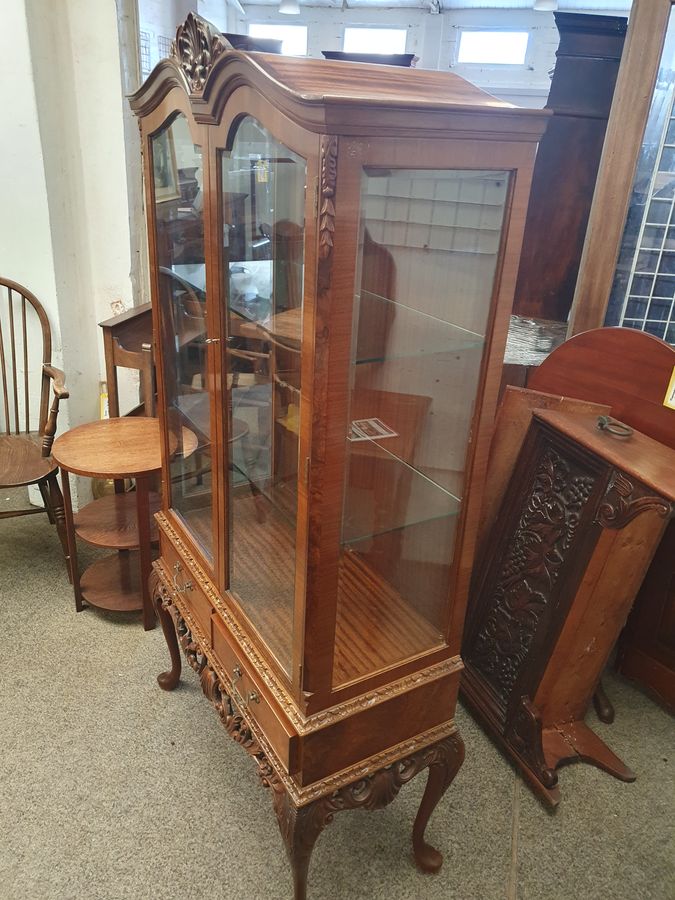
[354,290,484,365]
[342,439,461,546]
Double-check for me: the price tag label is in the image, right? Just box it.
[664,365,675,410]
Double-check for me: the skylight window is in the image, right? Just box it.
[343,27,407,56]
[457,31,529,66]
[248,23,308,57]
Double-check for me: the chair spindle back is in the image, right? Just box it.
[0,278,52,437]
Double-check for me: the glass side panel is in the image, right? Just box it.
[152,114,213,559]
[221,116,306,678]
[334,167,509,687]
[606,8,675,344]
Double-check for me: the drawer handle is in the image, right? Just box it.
[230,666,261,710]
[172,561,193,595]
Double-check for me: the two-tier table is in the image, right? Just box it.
[53,418,194,630]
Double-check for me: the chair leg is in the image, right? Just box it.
[45,472,72,583]
[38,481,56,524]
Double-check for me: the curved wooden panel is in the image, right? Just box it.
[528,327,675,449]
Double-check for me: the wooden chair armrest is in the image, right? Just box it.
[42,365,68,456]
[43,364,69,399]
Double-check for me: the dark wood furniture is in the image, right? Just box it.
[463,408,675,807]
[51,417,195,630]
[99,303,154,419]
[513,12,626,323]
[529,327,675,712]
[131,14,548,897]
[0,277,69,569]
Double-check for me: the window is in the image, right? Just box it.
[157,34,173,59]
[139,30,151,78]
[343,27,407,56]
[605,8,675,344]
[248,23,308,57]
[457,31,529,66]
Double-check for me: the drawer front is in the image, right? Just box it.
[212,613,299,774]
[159,534,214,646]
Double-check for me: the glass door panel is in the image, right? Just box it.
[334,167,510,687]
[221,117,306,677]
[152,114,214,560]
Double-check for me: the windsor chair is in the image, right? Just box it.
[0,278,70,573]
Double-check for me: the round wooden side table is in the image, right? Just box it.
[53,418,195,631]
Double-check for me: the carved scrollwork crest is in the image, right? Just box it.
[318,136,338,292]
[595,470,672,530]
[172,12,228,92]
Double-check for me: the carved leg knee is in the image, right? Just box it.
[412,732,465,873]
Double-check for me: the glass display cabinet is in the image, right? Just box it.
[132,14,548,898]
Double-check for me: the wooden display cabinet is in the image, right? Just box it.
[131,14,548,897]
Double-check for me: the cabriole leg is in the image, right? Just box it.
[150,570,181,690]
[412,731,465,873]
[272,789,331,900]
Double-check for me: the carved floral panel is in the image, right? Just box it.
[468,446,597,702]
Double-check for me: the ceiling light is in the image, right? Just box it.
[279,0,300,14]
[533,0,558,10]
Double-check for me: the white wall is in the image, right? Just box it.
[236,5,629,107]
[1,1,138,504]
[0,2,62,374]
[24,0,136,428]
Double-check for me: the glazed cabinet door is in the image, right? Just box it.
[148,109,218,568]
[214,107,316,686]
[312,139,524,697]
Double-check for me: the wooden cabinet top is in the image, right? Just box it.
[130,12,549,140]
[535,409,675,501]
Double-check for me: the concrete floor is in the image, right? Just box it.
[0,488,673,900]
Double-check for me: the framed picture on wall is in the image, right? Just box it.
[152,128,180,202]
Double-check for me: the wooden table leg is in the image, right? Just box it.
[60,469,84,611]
[136,474,155,631]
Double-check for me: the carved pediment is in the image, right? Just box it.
[171,12,230,93]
